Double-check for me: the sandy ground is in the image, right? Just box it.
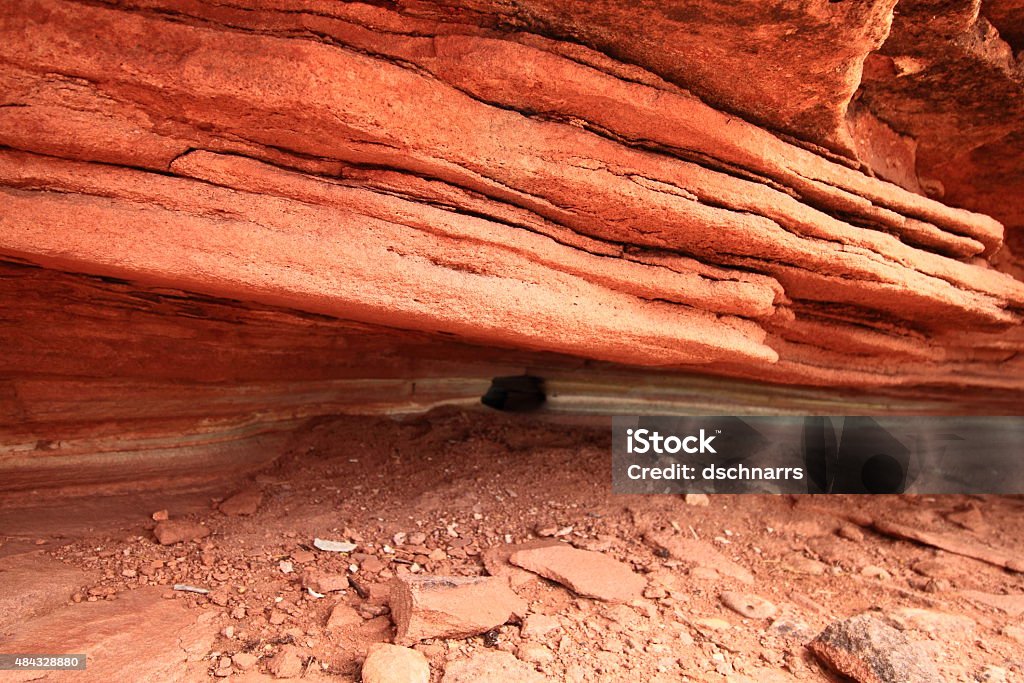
[0,407,1022,682]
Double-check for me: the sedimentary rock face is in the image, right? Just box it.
[0,0,1021,484]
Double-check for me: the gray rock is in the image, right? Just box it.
[809,613,944,683]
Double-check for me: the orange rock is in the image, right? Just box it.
[389,575,526,645]
[218,487,262,516]
[508,545,645,603]
[153,520,210,545]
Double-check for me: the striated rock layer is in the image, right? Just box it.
[0,0,1022,486]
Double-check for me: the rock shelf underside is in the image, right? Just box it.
[1,0,1023,485]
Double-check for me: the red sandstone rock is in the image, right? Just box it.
[0,0,1022,486]
[388,575,526,645]
[153,519,211,545]
[0,587,216,681]
[481,539,563,588]
[218,487,262,516]
[361,644,430,683]
[304,571,350,595]
[266,644,304,679]
[0,553,96,634]
[644,532,755,585]
[325,603,362,635]
[508,545,645,603]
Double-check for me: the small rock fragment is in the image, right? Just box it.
[911,558,962,580]
[389,575,526,645]
[231,652,257,671]
[151,509,169,521]
[361,557,385,573]
[809,613,944,683]
[325,603,361,635]
[266,645,303,679]
[695,617,732,630]
[769,616,812,638]
[861,565,892,580]
[218,487,262,516]
[720,591,777,619]
[361,643,429,683]
[481,539,561,588]
[303,570,349,594]
[509,545,645,603]
[684,493,710,506]
[153,520,210,545]
[783,556,828,576]
[291,550,315,564]
[313,537,357,553]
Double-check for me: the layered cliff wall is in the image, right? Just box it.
[1,0,1022,488]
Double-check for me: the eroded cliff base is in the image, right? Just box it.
[1,410,1022,682]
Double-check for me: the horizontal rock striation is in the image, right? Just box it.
[0,0,1022,485]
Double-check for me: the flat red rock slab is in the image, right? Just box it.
[644,531,754,584]
[218,487,262,516]
[508,544,645,603]
[481,538,562,588]
[389,575,526,645]
[0,552,96,634]
[153,519,210,545]
[1,586,216,682]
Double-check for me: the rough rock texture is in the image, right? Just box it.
[809,613,944,683]
[858,0,1024,244]
[389,575,526,644]
[720,591,778,620]
[644,532,756,585]
[361,644,430,683]
[218,488,263,516]
[440,650,547,683]
[481,539,563,588]
[508,545,646,603]
[153,519,211,545]
[0,0,1022,483]
[0,552,96,633]
[0,586,216,682]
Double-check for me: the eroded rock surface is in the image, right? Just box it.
[809,613,944,683]
[0,587,217,682]
[0,0,1022,482]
